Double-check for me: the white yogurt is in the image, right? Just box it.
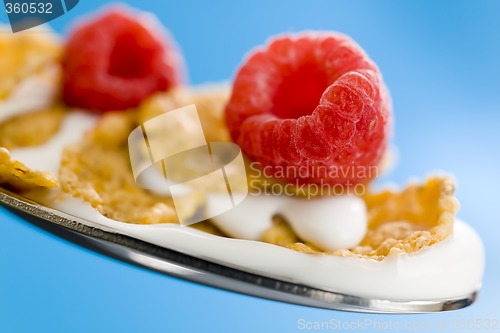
[10,111,97,175]
[207,195,280,241]
[28,190,484,301]
[208,194,367,251]
[0,65,59,123]
[282,196,367,251]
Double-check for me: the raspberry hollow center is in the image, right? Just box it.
[108,32,154,78]
[270,63,328,119]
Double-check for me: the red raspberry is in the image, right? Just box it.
[62,7,184,112]
[225,33,391,187]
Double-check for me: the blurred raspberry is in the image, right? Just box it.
[62,7,184,112]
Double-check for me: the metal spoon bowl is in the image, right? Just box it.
[0,187,477,313]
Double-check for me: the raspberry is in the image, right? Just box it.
[225,33,391,187]
[62,7,184,112]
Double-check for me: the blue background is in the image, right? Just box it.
[1,1,499,332]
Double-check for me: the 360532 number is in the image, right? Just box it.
[5,2,53,14]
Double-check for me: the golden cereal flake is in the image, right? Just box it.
[0,27,61,98]
[261,215,299,246]
[0,147,58,190]
[189,84,231,142]
[137,85,231,142]
[89,110,136,147]
[191,221,227,237]
[0,106,65,149]
[61,111,203,224]
[60,137,179,225]
[262,176,458,260]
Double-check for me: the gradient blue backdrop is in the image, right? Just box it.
[1,1,499,332]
